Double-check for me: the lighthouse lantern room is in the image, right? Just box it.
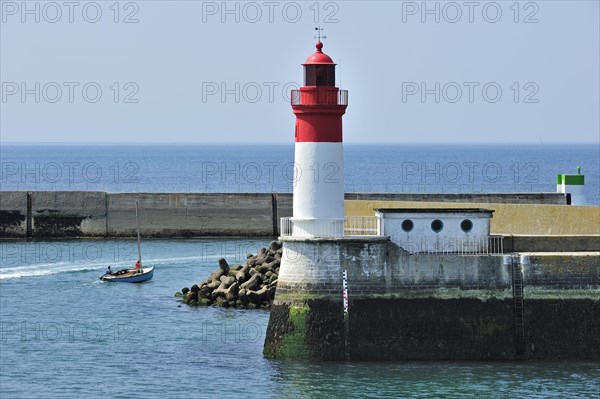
[290,40,348,238]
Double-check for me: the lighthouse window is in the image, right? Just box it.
[460,219,473,232]
[431,219,444,233]
[401,219,414,232]
[304,65,335,86]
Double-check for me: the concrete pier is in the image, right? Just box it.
[263,238,599,360]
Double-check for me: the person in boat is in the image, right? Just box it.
[134,259,142,273]
[105,266,113,275]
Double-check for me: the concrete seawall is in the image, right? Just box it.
[0,191,293,238]
[264,238,600,360]
[0,191,574,238]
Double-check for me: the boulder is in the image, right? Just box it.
[269,241,282,252]
[257,259,279,274]
[255,264,271,274]
[208,269,226,283]
[211,284,227,299]
[183,291,198,304]
[235,265,250,284]
[198,298,212,306]
[254,255,275,267]
[199,285,212,299]
[267,285,277,300]
[240,273,261,291]
[214,297,229,307]
[218,258,230,274]
[250,257,263,267]
[246,286,268,304]
[207,280,221,290]
[239,293,250,307]
[225,282,239,302]
[219,275,235,288]
[177,242,281,309]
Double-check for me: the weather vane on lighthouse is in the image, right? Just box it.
[314,26,326,42]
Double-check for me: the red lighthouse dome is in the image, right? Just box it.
[303,41,336,65]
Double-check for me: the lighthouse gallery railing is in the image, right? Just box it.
[280,216,378,237]
[291,89,348,106]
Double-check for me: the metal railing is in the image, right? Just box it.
[280,217,293,236]
[344,216,379,236]
[396,236,504,255]
[280,216,378,237]
[291,89,348,106]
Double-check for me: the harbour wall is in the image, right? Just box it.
[346,200,600,235]
[264,238,600,360]
[0,191,292,238]
[0,191,585,239]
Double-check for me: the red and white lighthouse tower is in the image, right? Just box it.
[290,40,348,237]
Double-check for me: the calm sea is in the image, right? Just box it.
[1,144,599,398]
[1,143,598,204]
[1,239,599,399]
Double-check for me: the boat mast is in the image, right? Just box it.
[135,201,142,266]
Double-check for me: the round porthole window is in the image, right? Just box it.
[431,219,443,233]
[401,219,414,232]
[460,219,473,232]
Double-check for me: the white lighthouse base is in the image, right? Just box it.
[292,142,345,220]
[291,217,345,238]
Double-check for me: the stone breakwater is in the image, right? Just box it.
[176,241,281,308]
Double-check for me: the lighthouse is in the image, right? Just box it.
[557,166,586,205]
[290,40,348,237]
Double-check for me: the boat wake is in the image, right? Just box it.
[0,261,126,280]
[0,255,207,280]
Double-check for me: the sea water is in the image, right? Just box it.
[1,143,598,204]
[1,144,599,397]
[1,239,599,398]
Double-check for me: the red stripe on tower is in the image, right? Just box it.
[292,41,347,143]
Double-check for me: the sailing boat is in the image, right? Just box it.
[100,201,154,283]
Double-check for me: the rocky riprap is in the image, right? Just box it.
[176,241,282,308]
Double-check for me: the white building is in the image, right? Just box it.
[375,208,496,254]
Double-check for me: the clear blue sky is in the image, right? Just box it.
[1,0,599,143]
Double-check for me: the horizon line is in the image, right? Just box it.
[1,141,599,146]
